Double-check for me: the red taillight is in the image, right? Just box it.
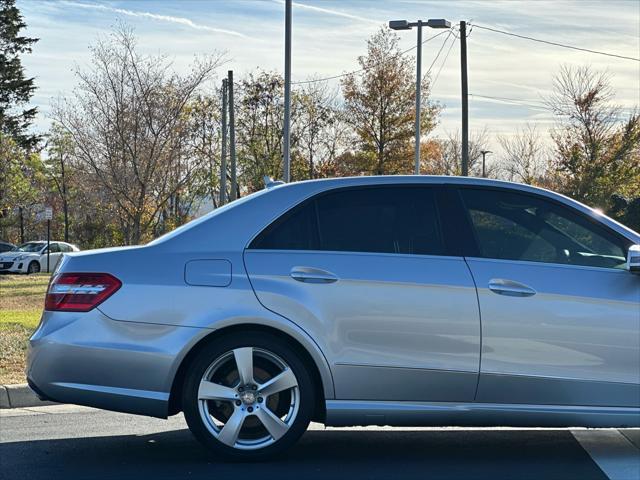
[45,273,122,312]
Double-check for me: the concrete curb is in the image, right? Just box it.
[0,384,57,409]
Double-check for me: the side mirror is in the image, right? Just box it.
[628,245,640,274]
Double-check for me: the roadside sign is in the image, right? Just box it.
[36,206,53,222]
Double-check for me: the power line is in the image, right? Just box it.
[291,29,451,85]
[431,31,458,91]
[470,93,638,113]
[469,93,548,110]
[425,30,454,78]
[472,24,640,62]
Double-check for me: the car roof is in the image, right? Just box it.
[267,175,551,193]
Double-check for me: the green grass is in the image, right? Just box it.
[0,274,50,384]
[0,309,42,330]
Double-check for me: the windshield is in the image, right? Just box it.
[16,242,45,252]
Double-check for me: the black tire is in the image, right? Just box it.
[27,261,40,274]
[182,331,315,461]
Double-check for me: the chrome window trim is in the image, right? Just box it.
[245,248,464,262]
[464,256,631,274]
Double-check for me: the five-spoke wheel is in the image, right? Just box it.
[182,332,314,460]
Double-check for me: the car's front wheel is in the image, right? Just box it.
[182,331,315,461]
[27,261,40,274]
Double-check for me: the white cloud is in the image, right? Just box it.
[61,1,250,38]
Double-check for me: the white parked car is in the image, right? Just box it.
[0,241,79,274]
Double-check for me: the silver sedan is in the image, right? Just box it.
[27,176,640,460]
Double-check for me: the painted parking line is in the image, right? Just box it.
[572,429,640,480]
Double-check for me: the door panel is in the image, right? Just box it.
[469,259,640,406]
[245,250,481,401]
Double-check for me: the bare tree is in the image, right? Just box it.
[45,123,75,241]
[498,124,548,185]
[426,129,493,177]
[54,25,224,244]
[292,80,348,179]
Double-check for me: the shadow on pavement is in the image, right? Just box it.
[0,428,608,480]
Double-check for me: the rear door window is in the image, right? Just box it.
[250,186,446,256]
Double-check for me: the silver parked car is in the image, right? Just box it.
[28,176,640,460]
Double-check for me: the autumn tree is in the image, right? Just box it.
[341,27,440,175]
[547,65,640,209]
[0,0,39,150]
[0,133,44,242]
[185,94,222,208]
[235,71,286,192]
[54,25,224,244]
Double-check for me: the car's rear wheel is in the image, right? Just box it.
[27,261,40,274]
[182,332,315,461]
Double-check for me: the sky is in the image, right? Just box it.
[17,0,640,153]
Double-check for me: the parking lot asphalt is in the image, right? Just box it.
[1,405,638,480]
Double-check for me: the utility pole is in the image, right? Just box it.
[460,20,469,176]
[220,78,228,206]
[480,150,492,178]
[283,0,292,182]
[228,70,237,200]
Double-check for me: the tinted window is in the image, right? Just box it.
[59,244,72,253]
[48,243,61,253]
[251,186,445,255]
[251,201,318,250]
[460,188,627,269]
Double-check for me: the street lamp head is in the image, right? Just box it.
[389,19,451,31]
[426,19,451,29]
[481,150,493,155]
[389,20,411,30]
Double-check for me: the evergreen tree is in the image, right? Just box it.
[0,0,39,149]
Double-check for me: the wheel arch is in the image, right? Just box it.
[168,323,331,422]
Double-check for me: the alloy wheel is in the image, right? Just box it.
[197,347,300,450]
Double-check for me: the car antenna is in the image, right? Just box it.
[263,176,285,189]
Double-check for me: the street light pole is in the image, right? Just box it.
[389,18,450,175]
[414,21,422,175]
[283,0,292,182]
[480,150,492,178]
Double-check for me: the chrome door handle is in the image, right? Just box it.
[488,278,536,297]
[290,267,338,284]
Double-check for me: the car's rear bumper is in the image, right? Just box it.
[27,309,208,418]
